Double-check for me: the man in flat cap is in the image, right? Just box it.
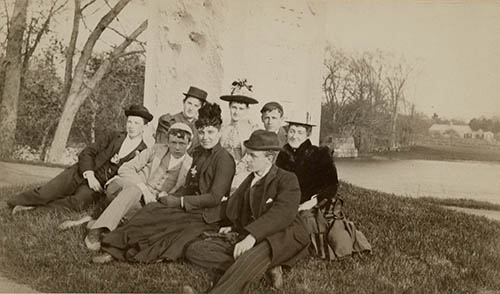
[83,122,193,251]
[8,105,153,213]
[185,130,310,294]
[260,101,288,147]
[156,86,207,154]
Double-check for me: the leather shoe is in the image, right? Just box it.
[58,215,93,231]
[92,253,113,264]
[182,285,197,294]
[12,205,35,215]
[85,228,103,251]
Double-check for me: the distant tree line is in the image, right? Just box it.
[469,117,500,133]
[320,47,431,152]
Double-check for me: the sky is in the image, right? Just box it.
[11,0,500,121]
[327,0,500,120]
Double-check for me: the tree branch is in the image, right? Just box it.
[81,0,97,12]
[71,0,132,91]
[80,20,147,96]
[115,49,145,59]
[62,0,81,102]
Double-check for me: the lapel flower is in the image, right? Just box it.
[110,153,120,164]
[190,166,198,177]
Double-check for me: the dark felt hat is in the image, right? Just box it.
[183,86,208,102]
[220,95,258,105]
[124,104,153,122]
[243,130,282,151]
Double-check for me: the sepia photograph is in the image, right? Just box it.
[0,0,499,293]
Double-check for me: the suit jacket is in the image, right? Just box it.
[179,143,235,224]
[117,144,193,194]
[276,139,339,204]
[156,112,199,154]
[77,132,147,185]
[226,165,310,267]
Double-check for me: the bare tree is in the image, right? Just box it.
[46,0,147,163]
[386,62,411,150]
[0,0,28,156]
[22,0,67,78]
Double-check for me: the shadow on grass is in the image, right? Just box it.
[1,182,500,293]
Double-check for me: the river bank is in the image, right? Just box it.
[354,144,500,163]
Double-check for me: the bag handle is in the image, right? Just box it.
[332,198,344,220]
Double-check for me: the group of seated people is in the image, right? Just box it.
[7,85,339,294]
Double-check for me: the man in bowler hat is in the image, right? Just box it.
[184,130,310,294]
[155,86,207,154]
[7,105,153,213]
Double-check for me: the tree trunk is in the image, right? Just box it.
[62,0,81,102]
[390,106,398,150]
[46,19,147,163]
[0,0,28,157]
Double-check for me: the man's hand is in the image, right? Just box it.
[157,191,168,198]
[219,226,232,234]
[85,172,103,193]
[158,195,181,208]
[298,196,318,211]
[233,234,256,260]
[142,189,156,204]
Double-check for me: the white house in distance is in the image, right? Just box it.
[428,123,473,138]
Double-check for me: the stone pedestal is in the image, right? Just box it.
[145,0,325,143]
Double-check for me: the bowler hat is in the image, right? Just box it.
[124,104,153,122]
[243,130,282,151]
[183,86,208,102]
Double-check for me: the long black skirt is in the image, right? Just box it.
[101,202,218,263]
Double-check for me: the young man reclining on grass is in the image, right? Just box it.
[61,123,194,251]
[7,105,152,214]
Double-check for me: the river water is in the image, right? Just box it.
[335,159,500,204]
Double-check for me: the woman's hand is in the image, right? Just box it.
[219,226,232,234]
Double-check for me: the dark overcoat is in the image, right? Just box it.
[276,139,339,204]
[226,165,310,267]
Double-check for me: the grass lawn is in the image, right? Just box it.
[1,182,500,293]
[371,144,500,162]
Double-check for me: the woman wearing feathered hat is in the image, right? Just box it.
[219,79,260,189]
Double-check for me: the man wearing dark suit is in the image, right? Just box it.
[7,105,153,213]
[155,86,208,154]
[185,130,310,294]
